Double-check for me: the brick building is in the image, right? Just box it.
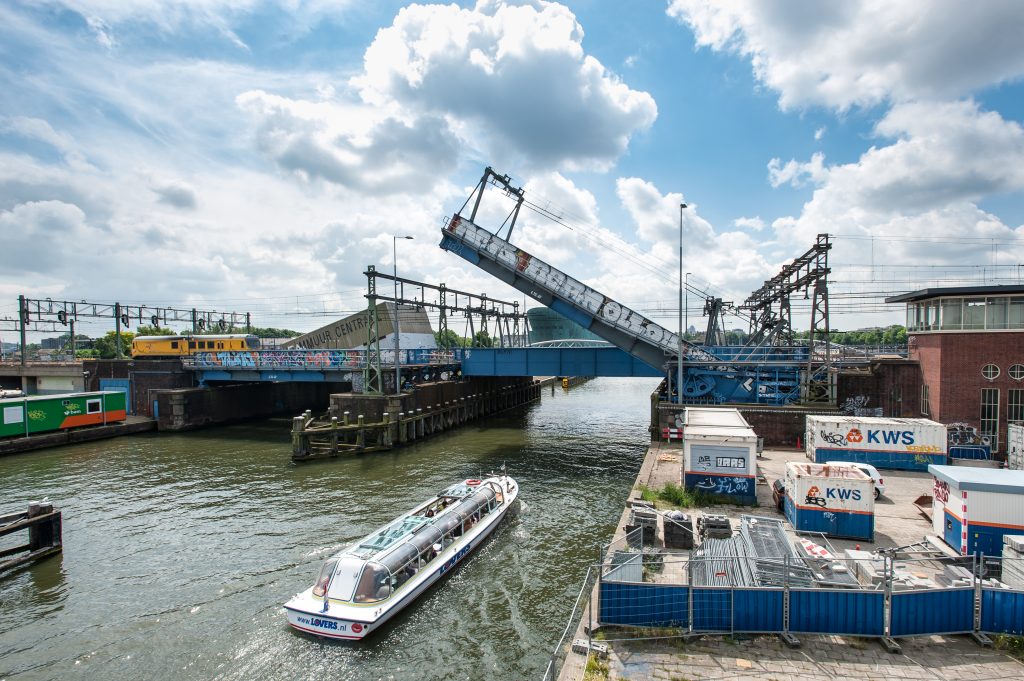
[886,285,1024,454]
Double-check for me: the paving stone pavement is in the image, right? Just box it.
[606,633,1024,681]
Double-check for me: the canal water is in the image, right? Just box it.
[0,378,657,681]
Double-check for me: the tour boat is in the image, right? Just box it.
[284,471,519,640]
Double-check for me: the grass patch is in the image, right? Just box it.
[638,482,742,509]
[583,653,609,680]
[993,633,1024,660]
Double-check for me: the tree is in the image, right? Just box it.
[472,330,495,347]
[92,330,135,359]
[434,329,466,349]
[135,325,176,336]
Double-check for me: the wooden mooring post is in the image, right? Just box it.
[0,501,63,574]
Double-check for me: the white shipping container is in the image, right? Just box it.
[806,415,947,456]
[1009,423,1024,471]
[930,465,1024,556]
[684,426,758,477]
[785,462,876,514]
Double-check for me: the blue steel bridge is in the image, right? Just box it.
[186,167,873,407]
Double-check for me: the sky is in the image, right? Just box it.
[3,0,1024,342]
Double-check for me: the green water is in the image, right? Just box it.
[0,378,657,681]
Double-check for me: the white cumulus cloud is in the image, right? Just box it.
[668,0,1024,110]
[353,0,658,169]
[772,100,1024,263]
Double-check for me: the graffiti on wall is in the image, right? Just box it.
[689,474,753,496]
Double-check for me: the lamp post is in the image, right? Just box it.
[678,202,688,405]
[393,235,414,395]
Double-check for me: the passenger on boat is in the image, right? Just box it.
[425,509,434,518]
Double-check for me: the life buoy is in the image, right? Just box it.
[466,479,481,486]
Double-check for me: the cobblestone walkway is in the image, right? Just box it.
[609,633,1024,681]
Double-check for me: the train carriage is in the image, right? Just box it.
[131,334,260,358]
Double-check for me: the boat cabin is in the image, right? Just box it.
[313,480,503,604]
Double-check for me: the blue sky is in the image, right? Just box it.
[2,0,1024,341]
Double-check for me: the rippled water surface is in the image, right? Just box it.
[0,378,657,680]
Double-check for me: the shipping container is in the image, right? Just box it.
[784,462,875,541]
[0,391,127,438]
[1009,423,1024,471]
[805,415,947,471]
[929,465,1024,556]
[682,408,758,504]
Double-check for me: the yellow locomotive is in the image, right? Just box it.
[131,334,261,357]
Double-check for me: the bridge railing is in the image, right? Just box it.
[182,348,463,370]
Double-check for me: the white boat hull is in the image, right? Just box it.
[285,477,518,641]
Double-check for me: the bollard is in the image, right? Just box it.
[382,412,392,448]
[356,414,365,450]
[398,412,408,444]
[330,416,339,455]
[292,416,306,457]
[416,408,424,438]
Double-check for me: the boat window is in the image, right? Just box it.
[440,482,474,498]
[326,556,363,601]
[353,562,392,602]
[433,513,461,537]
[410,526,442,555]
[380,543,418,575]
[358,515,430,553]
[312,559,338,597]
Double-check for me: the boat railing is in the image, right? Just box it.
[338,482,504,604]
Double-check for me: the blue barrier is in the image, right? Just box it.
[981,588,1024,635]
[690,588,731,631]
[890,589,974,636]
[732,589,785,632]
[788,589,884,636]
[598,582,689,627]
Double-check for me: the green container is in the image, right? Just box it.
[0,391,127,438]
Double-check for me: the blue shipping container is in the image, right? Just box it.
[814,447,944,471]
[784,495,874,541]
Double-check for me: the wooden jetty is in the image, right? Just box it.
[0,501,63,574]
[291,380,541,460]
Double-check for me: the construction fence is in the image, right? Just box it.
[597,551,1024,640]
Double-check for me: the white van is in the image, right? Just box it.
[825,461,886,499]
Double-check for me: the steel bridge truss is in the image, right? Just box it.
[361,266,527,394]
[739,234,832,402]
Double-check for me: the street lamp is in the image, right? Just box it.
[393,235,414,395]
[678,203,689,405]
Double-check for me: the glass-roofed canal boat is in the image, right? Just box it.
[284,472,519,640]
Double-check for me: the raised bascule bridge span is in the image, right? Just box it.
[436,167,846,407]
[186,167,878,407]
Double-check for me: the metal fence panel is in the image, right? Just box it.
[788,589,884,636]
[890,588,974,637]
[981,588,1024,635]
[691,587,732,632]
[598,582,689,627]
[732,589,785,632]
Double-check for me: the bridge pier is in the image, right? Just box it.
[292,376,538,461]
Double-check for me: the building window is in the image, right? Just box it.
[982,364,1000,381]
[1010,389,1024,425]
[964,298,987,330]
[921,384,930,416]
[940,298,963,330]
[981,388,1000,451]
[1010,299,1024,329]
[1011,364,1024,381]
